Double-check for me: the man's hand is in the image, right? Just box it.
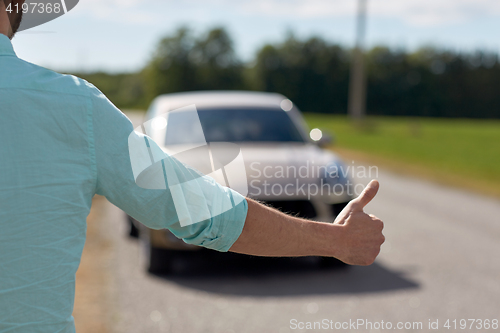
[230,179,385,266]
[332,179,385,265]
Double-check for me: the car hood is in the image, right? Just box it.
[161,142,345,200]
[238,143,337,178]
[239,143,344,199]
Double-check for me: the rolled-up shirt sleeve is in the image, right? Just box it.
[87,83,248,252]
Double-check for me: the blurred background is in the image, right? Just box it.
[14,0,500,197]
[12,0,500,332]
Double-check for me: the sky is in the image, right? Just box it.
[11,0,500,73]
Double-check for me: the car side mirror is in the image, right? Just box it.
[309,128,334,147]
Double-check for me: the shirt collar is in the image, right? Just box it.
[0,34,16,57]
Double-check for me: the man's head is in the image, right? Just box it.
[1,0,24,39]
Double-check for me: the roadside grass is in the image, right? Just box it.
[304,114,500,198]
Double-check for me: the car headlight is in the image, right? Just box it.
[322,160,349,186]
[318,160,354,200]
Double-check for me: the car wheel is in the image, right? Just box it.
[147,246,175,274]
[319,256,349,269]
[139,230,175,274]
[126,215,140,238]
[331,201,350,218]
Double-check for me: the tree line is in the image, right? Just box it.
[72,27,500,118]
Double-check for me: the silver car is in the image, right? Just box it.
[129,91,353,273]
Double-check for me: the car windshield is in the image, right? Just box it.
[164,107,305,144]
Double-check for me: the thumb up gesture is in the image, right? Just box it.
[333,180,385,265]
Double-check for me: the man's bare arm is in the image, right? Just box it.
[229,180,385,266]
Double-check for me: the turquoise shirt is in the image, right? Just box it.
[0,34,248,332]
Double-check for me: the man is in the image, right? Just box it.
[0,1,384,332]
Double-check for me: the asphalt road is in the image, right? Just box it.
[96,168,500,333]
[96,113,500,333]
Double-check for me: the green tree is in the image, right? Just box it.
[143,27,198,101]
[253,34,349,113]
[192,27,244,90]
[143,27,244,103]
[72,72,147,109]
[71,26,500,119]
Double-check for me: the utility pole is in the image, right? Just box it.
[348,0,368,120]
